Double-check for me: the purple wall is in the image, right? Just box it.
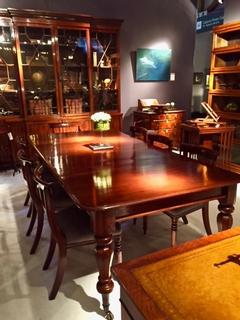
[224,0,240,23]
[0,0,197,131]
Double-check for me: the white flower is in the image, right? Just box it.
[91,112,111,122]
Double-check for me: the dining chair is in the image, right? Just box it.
[17,148,44,254]
[33,164,122,300]
[147,132,173,150]
[49,122,80,133]
[143,142,218,246]
[130,123,172,150]
[130,124,149,142]
[17,147,74,254]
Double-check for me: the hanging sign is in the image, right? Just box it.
[196,7,224,33]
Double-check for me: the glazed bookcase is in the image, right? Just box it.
[208,21,240,142]
[0,8,122,169]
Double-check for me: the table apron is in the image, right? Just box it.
[112,185,234,221]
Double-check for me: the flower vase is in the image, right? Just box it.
[94,121,110,146]
[89,112,113,151]
[94,121,110,132]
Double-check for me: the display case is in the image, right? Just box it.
[91,29,120,112]
[208,22,240,123]
[57,27,90,115]
[0,9,122,169]
[0,16,22,116]
[17,25,57,116]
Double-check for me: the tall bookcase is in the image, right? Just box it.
[208,21,240,142]
[0,8,122,169]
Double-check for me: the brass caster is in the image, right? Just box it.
[105,310,114,320]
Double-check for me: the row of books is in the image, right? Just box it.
[29,99,52,115]
[65,98,82,114]
[28,98,84,114]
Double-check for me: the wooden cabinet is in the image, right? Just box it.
[208,22,240,140]
[133,110,185,147]
[0,8,122,169]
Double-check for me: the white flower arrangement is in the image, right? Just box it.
[91,112,111,123]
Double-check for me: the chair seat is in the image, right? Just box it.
[56,206,95,245]
[57,206,121,246]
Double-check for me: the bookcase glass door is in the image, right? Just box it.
[91,31,119,111]
[57,28,90,114]
[18,26,57,116]
[0,24,22,116]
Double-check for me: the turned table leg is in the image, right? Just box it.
[94,213,115,319]
[217,203,234,231]
[217,184,236,231]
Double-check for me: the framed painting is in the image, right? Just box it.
[136,48,172,81]
[193,72,204,84]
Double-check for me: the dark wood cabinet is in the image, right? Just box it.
[0,8,122,169]
[133,110,185,147]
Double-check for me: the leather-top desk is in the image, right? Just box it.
[113,227,240,320]
[29,131,240,318]
[181,123,235,163]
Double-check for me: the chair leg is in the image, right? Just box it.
[143,216,148,235]
[202,203,212,235]
[43,235,56,270]
[48,246,67,300]
[25,204,36,236]
[113,233,122,264]
[182,216,188,224]
[133,218,137,225]
[30,208,44,255]
[26,201,32,218]
[171,216,179,246]
[24,191,30,206]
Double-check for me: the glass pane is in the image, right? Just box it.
[91,31,119,111]
[215,30,240,49]
[18,26,57,115]
[212,96,240,113]
[214,52,240,68]
[213,73,240,90]
[58,28,89,114]
[0,25,22,116]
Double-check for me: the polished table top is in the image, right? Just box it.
[29,130,240,317]
[29,131,240,216]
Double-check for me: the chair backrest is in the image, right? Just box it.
[33,164,66,243]
[130,125,149,142]
[17,149,45,214]
[17,148,30,182]
[180,143,218,167]
[147,133,173,150]
[49,122,79,133]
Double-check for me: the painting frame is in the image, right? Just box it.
[193,72,204,84]
[135,48,172,82]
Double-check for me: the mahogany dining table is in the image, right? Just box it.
[29,130,240,319]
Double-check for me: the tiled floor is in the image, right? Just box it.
[0,170,240,320]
